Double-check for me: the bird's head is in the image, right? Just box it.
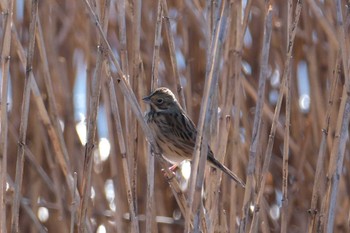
[143,87,179,112]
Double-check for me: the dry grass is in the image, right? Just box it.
[1,0,350,232]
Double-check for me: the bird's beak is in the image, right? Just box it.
[142,95,151,103]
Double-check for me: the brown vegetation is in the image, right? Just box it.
[1,0,350,232]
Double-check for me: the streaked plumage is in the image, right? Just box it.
[143,87,245,187]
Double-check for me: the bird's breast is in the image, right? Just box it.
[145,111,189,164]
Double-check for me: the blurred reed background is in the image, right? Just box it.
[1,0,350,232]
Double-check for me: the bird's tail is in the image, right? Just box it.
[207,153,245,188]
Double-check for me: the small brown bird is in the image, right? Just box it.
[143,87,245,187]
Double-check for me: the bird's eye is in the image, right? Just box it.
[156,98,163,104]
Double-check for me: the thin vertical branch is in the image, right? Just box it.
[129,0,142,228]
[281,54,291,233]
[115,0,129,74]
[79,0,111,232]
[70,172,78,233]
[146,0,163,232]
[115,2,135,221]
[161,0,186,111]
[35,16,71,172]
[114,0,131,230]
[305,0,338,48]
[248,2,302,232]
[7,177,47,233]
[206,115,232,233]
[11,1,38,232]
[151,0,163,91]
[227,1,244,232]
[240,4,272,233]
[322,88,350,232]
[307,53,340,233]
[11,24,79,199]
[34,15,81,218]
[186,1,228,232]
[320,0,350,231]
[0,0,13,232]
[204,1,238,231]
[2,0,349,232]
[82,0,191,228]
[280,1,293,232]
[241,0,253,35]
[8,125,55,193]
[105,65,140,233]
[101,80,124,233]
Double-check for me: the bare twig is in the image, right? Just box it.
[161,0,186,110]
[186,1,229,232]
[281,43,292,233]
[105,64,140,233]
[307,52,340,233]
[240,5,273,233]
[81,1,190,226]
[7,176,47,233]
[11,1,38,232]
[145,0,163,232]
[320,0,350,231]
[79,1,111,232]
[248,2,302,232]
[70,172,78,233]
[0,0,13,231]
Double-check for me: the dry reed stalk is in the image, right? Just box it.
[202,0,240,231]
[40,125,66,222]
[319,0,350,231]
[230,0,242,231]
[10,10,78,198]
[241,78,299,155]
[280,45,291,233]
[241,5,272,232]
[101,74,124,233]
[79,0,111,232]
[248,1,302,232]
[8,125,55,193]
[35,15,71,172]
[2,0,350,232]
[34,16,78,221]
[114,0,132,230]
[107,66,141,233]
[128,0,141,228]
[205,115,233,232]
[115,0,129,74]
[280,1,293,231]
[6,177,47,233]
[186,1,229,232]
[100,60,124,232]
[320,85,350,232]
[305,0,338,48]
[145,0,163,232]
[31,63,74,187]
[70,172,78,233]
[106,66,128,217]
[11,1,38,232]
[114,6,134,220]
[83,0,191,229]
[0,0,13,231]
[161,0,186,110]
[227,2,248,232]
[307,52,340,233]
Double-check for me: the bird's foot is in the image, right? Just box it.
[161,164,178,178]
[169,164,179,172]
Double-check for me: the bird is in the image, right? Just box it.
[142,87,245,187]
